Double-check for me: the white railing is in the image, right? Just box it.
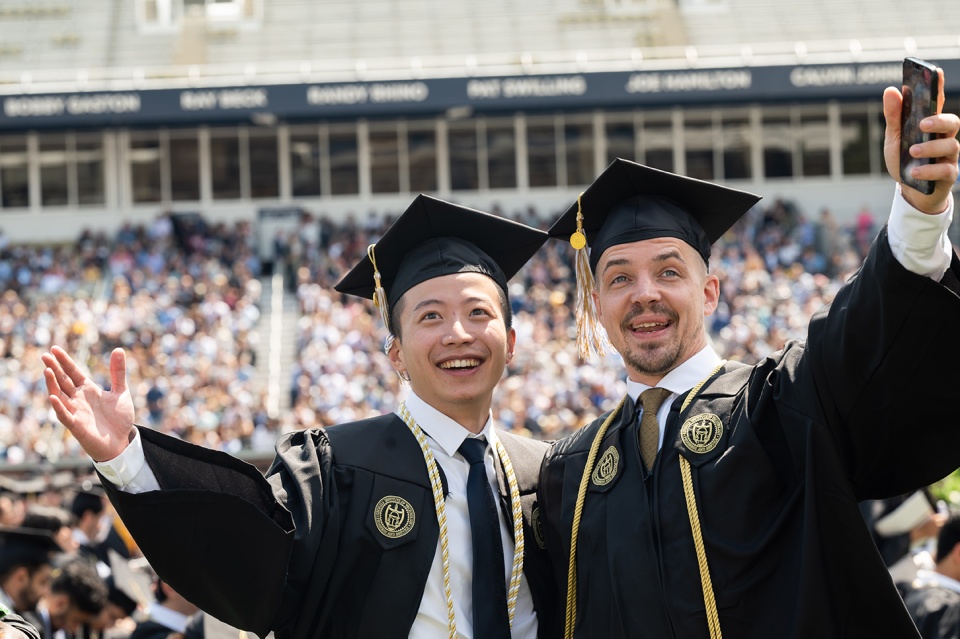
[0,34,958,95]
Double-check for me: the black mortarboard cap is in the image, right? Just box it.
[0,475,49,497]
[334,194,548,320]
[0,526,61,569]
[70,486,106,520]
[549,159,762,271]
[107,550,154,611]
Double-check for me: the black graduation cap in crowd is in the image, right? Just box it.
[0,526,62,567]
[106,549,154,615]
[70,484,106,519]
[334,194,548,332]
[0,475,49,497]
[548,159,761,359]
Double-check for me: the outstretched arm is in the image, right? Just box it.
[42,346,136,462]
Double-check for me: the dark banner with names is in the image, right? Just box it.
[1,58,958,129]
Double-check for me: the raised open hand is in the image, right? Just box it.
[42,346,136,462]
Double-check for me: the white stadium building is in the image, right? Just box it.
[0,0,958,243]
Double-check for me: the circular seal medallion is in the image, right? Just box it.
[680,413,724,454]
[570,230,587,250]
[374,495,416,539]
[532,506,547,549]
[591,446,620,486]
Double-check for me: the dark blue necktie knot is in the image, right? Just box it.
[459,437,487,465]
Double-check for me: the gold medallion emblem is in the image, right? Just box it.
[374,495,416,539]
[680,413,724,454]
[591,446,620,486]
[532,506,547,549]
[570,230,587,250]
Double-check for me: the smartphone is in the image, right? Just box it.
[900,57,940,195]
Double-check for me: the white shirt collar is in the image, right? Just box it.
[399,390,498,458]
[625,344,723,400]
[914,569,960,595]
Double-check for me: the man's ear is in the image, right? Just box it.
[703,273,720,317]
[387,337,406,376]
[592,289,603,322]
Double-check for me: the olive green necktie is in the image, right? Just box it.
[638,387,672,470]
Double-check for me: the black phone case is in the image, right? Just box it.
[899,57,939,196]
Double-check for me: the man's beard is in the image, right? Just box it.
[618,303,683,377]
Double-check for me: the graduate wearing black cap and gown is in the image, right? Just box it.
[538,152,960,639]
[42,196,556,639]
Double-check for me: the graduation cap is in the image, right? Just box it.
[0,475,50,497]
[0,526,62,571]
[106,549,154,615]
[70,485,106,519]
[548,159,761,358]
[874,491,936,537]
[334,194,548,346]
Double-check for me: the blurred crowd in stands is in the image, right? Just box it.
[0,194,935,469]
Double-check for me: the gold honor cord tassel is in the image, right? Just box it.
[399,403,525,638]
[367,244,392,332]
[677,362,726,639]
[571,193,606,360]
[366,244,400,363]
[563,397,625,639]
[564,362,726,639]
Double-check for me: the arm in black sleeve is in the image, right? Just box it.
[101,426,334,638]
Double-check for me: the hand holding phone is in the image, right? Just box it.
[899,57,940,195]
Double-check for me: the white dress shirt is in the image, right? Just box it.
[95,390,537,639]
[624,185,954,452]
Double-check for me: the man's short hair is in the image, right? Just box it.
[69,491,104,521]
[22,506,74,533]
[51,560,109,615]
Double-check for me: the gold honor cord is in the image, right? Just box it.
[398,403,525,638]
[563,362,726,639]
[563,397,625,639]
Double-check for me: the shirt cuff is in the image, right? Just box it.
[93,429,161,493]
[887,183,954,280]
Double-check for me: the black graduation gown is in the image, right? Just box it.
[905,584,960,639]
[538,228,960,639]
[102,414,555,639]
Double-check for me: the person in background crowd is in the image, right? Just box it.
[30,560,107,639]
[0,529,60,619]
[905,513,960,639]
[129,578,196,639]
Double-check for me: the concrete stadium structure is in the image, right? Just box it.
[0,0,958,242]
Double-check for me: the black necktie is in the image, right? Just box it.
[458,437,511,639]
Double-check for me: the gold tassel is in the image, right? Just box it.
[367,244,391,330]
[571,193,607,359]
[367,244,400,367]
